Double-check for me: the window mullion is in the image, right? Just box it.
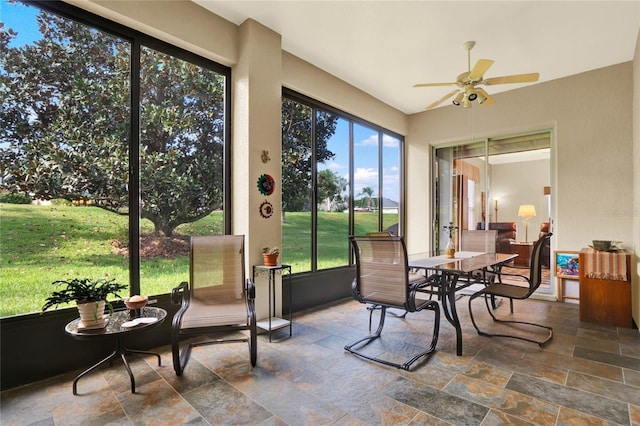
[129,41,141,296]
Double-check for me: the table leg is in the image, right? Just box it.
[72,350,118,395]
[120,351,135,393]
[126,348,162,366]
[72,337,163,395]
[438,273,463,356]
[447,275,463,356]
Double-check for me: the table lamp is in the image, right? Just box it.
[518,204,536,242]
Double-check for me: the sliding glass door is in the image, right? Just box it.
[434,131,552,291]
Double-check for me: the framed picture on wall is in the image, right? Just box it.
[555,250,580,278]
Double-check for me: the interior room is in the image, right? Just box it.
[1,1,639,424]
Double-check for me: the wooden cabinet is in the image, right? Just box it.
[578,252,632,328]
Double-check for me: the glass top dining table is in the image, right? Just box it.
[407,251,518,356]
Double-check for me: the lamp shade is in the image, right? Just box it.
[518,204,536,218]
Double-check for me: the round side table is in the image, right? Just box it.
[65,306,166,394]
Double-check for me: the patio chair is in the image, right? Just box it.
[366,231,408,328]
[346,235,440,370]
[468,233,553,346]
[171,235,257,375]
[460,230,497,253]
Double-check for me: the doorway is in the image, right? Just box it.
[433,131,552,290]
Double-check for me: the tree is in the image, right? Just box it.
[281,98,338,217]
[0,9,225,237]
[317,169,347,212]
[358,186,375,210]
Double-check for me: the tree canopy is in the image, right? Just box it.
[282,98,338,214]
[1,6,341,236]
[0,10,225,237]
[281,98,338,213]
[317,169,347,212]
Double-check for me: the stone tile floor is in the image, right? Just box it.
[2,297,639,425]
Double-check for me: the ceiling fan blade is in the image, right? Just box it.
[475,88,495,106]
[426,90,458,110]
[468,59,494,81]
[413,82,457,88]
[483,72,540,86]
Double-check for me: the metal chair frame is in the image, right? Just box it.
[171,235,257,376]
[468,233,553,347]
[346,235,440,371]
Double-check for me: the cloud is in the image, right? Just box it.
[318,161,346,172]
[356,134,399,148]
[353,167,378,193]
[383,135,399,148]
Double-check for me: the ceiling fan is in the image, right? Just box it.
[414,41,540,110]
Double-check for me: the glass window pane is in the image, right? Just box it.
[281,98,312,273]
[138,46,226,295]
[353,123,379,235]
[282,92,403,273]
[382,134,401,235]
[0,3,130,316]
[316,115,349,269]
[434,133,550,253]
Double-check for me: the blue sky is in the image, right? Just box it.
[1,0,400,203]
[1,0,41,47]
[320,119,400,203]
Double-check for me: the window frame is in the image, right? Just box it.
[15,0,232,299]
[282,88,405,272]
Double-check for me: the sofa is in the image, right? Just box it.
[488,222,517,254]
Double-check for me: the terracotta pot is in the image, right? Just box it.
[262,253,279,266]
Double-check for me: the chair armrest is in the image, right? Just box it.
[245,278,255,300]
[489,270,529,284]
[171,281,189,305]
[412,274,437,289]
[351,278,365,303]
[411,274,440,297]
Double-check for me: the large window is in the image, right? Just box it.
[0,1,230,317]
[281,91,404,273]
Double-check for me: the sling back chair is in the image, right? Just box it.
[459,229,504,307]
[346,235,440,371]
[171,235,257,376]
[468,233,553,347]
[460,230,498,254]
[366,231,408,329]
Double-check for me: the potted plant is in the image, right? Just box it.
[42,278,127,326]
[261,247,280,266]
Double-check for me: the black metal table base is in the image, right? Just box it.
[72,336,161,395]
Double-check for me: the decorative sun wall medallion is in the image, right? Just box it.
[259,200,274,219]
[257,174,275,196]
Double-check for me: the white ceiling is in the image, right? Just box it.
[194,0,639,115]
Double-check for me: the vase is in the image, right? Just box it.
[76,300,107,327]
[444,237,455,258]
[262,253,279,266]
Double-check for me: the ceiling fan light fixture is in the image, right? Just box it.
[413,41,540,110]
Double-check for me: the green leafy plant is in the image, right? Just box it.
[42,278,127,318]
[262,246,280,255]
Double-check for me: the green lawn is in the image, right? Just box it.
[0,203,395,317]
